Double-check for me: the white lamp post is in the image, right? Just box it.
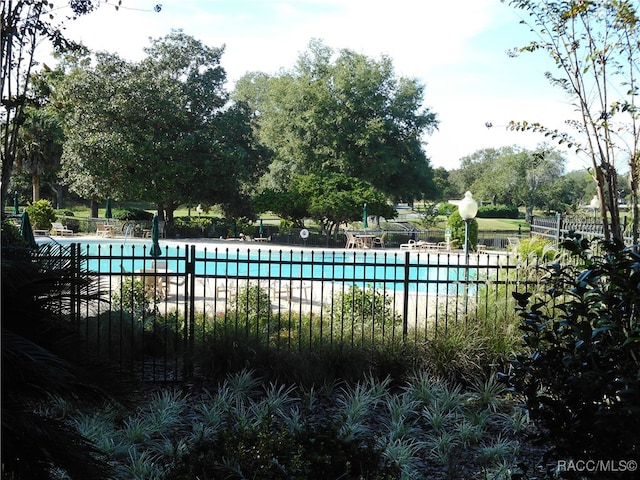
[589,194,600,223]
[196,204,203,236]
[458,191,478,261]
[458,191,478,316]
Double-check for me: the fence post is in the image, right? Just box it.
[555,212,563,246]
[402,250,410,341]
[184,245,196,379]
[70,242,81,329]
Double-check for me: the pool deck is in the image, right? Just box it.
[157,274,478,329]
[40,234,508,257]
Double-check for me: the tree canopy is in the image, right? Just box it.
[58,31,270,221]
[254,172,396,236]
[454,145,574,217]
[1,0,106,210]
[233,39,439,205]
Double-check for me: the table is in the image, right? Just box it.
[135,268,173,298]
[355,234,376,248]
[253,237,269,242]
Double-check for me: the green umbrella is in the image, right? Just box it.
[20,211,38,249]
[259,219,264,238]
[149,213,162,258]
[13,191,19,215]
[363,203,368,229]
[105,197,112,219]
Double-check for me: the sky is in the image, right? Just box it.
[45,0,587,173]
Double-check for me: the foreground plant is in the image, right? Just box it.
[61,365,540,479]
[1,239,122,479]
[509,236,640,466]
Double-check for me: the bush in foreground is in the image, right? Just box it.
[508,236,640,471]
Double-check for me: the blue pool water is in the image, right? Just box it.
[43,238,472,293]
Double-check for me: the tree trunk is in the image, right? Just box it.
[592,164,612,242]
[90,198,99,218]
[51,184,65,210]
[32,172,40,202]
[1,151,15,214]
[629,154,639,247]
[605,165,622,242]
[525,205,534,223]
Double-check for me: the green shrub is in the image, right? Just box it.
[508,236,640,465]
[437,202,457,217]
[1,220,28,247]
[173,216,232,238]
[476,204,521,219]
[447,209,478,250]
[26,199,57,231]
[279,218,295,234]
[234,216,255,237]
[231,283,272,328]
[330,284,402,332]
[111,277,154,323]
[516,237,558,262]
[113,208,153,221]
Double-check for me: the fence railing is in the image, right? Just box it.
[41,241,542,381]
[531,213,634,245]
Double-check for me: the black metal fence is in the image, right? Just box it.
[531,213,634,244]
[41,240,542,381]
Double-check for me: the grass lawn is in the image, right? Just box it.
[477,217,529,232]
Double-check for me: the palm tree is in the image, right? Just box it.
[15,106,64,203]
[1,223,135,479]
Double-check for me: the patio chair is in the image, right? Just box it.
[417,241,439,251]
[400,239,417,250]
[373,233,386,248]
[289,280,311,301]
[215,280,237,301]
[95,222,109,237]
[51,222,73,236]
[345,232,358,249]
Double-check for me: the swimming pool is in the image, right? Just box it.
[42,238,473,294]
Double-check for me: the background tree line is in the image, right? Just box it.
[3,1,638,240]
[7,32,439,231]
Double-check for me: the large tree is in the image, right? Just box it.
[504,0,640,244]
[456,145,567,219]
[233,39,439,205]
[1,0,128,211]
[59,31,269,221]
[432,166,461,203]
